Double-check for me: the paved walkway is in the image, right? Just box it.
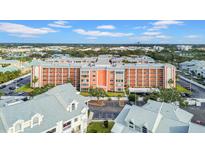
[87,96,128,101]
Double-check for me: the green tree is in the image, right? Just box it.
[32,76,38,87]
[0,90,4,100]
[89,88,107,103]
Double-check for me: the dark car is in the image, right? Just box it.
[0,85,6,89]
[17,83,22,87]
[184,93,191,97]
[9,87,16,90]
[17,78,23,82]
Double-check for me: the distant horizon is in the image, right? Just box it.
[1,20,205,44]
[0,42,205,46]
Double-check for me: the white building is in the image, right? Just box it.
[111,100,205,133]
[177,45,192,51]
[0,83,89,133]
[153,46,164,52]
[180,60,205,78]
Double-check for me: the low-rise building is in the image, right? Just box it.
[0,59,31,73]
[0,83,89,133]
[177,45,192,51]
[180,60,205,78]
[111,100,205,133]
[153,46,164,52]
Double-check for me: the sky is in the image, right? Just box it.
[0,20,205,44]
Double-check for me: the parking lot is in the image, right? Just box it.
[89,100,126,120]
[0,75,31,96]
[184,105,205,125]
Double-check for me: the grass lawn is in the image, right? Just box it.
[15,83,33,93]
[87,121,114,133]
[176,84,192,94]
[80,91,125,97]
[106,92,125,97]
[80,92,91,96]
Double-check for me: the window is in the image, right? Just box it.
[47,128,56,133]
[129,121,134,129]
[142,126,148,133]
[129,121,133,125]
[72,103,75,111]
[63,121,71,129]
[116,71,123,74]
[15,123,22,132]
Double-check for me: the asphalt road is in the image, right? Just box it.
[177,77,205,98]
[0,75,31,96]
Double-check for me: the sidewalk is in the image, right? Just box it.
[86,96,128,101]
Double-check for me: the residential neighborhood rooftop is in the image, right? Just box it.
[111,100,205,133]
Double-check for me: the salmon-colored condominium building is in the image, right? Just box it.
[31,55,176,92]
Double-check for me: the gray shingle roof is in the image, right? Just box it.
[0,83,89,133]
[112,100,205,133]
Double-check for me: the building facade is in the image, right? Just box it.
[0,83,89,133]
[31,55,176,92]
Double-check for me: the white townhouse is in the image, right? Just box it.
[180,60,205,78]
[111,100,205,133]
[0,83,89,133]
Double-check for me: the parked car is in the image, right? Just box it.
[184,93,191,97]
[194,120,205,126]
[17,78,23,82]
[9,87,16,90]
[17,83,22,87]
[0,85,6,89]
[17,92,24,95]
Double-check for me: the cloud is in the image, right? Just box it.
[86,37,97,40]
[138,31,171,41]
[143,31,161,36]
[184,35,200,39]
[0,22,57,38]
[96,25,115,30]
[73,29,133,37]
[48,20,72,28]
[133,26,147,30]
[148,20,183,31]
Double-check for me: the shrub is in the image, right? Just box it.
[103,120,109,128]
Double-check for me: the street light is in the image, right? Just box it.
[189,76,192,92]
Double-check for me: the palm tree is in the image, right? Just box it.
[168,79,174,88]
[32,76,38,87]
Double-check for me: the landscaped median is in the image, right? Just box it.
[15,83,33,93]
[15,84,54,96]
[176,84,192,94]
[87,121,114,133]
